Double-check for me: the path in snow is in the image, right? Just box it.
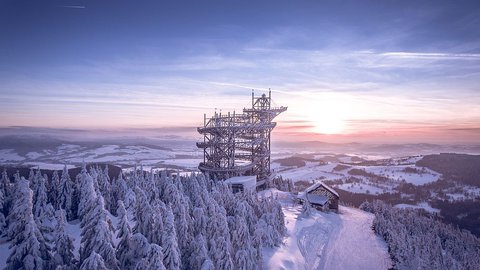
[263,203,391,270]
[318,206,392,270]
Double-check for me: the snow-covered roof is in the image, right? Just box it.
[224,175,257,191]
[306,194,329,206]
[304,182,339,198]
[297,191,307,200]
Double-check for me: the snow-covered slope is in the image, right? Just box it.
[318,207,392,270]
[263,204,392,270]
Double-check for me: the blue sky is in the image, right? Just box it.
[1,0,480,143]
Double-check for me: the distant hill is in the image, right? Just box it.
[416,153,480,187]
[2,164,122,181]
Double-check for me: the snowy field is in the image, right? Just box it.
[0,143,201,170]
[336,183,387,195]
[0,149,25,162]
[271,154,443,196]
[263,203,392,270]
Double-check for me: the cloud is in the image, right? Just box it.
[377,52,480,60]
[61,5,86,9]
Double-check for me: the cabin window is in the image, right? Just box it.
[231,183,244,193]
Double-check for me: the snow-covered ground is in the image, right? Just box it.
[0,149,25,162]
[270,154,443,198]
[362,165,440,185]
[336,183,387,195]
[263,204,392,270]
[0,143,200,170]
[275,163,342,182]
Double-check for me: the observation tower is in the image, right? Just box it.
[196,90,287,186]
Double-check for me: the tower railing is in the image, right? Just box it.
[197,90,287,184]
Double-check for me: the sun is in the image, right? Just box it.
[289,92,352,135]
[312,116,346,134]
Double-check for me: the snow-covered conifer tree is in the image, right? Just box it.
[28,168,35,187]
[58,165,74,220]
[162,205,181,270]
[32,172,55,243]
[133,187,155,239]
[7,178,33,240]
[0,182,6,236]
[192,207,207,237]
[77,169,97,220]
[96,165,112,213]
[111,171,128,214]
[234,249,249,270]
[127,233,150,268]
[53,209,76,268]
[173,195,191,267]
[201,259,214,270]
[213,236,233,270]
[116,201,132,268]
[190,234,210,269]
[135,244,167,270]
[49,170,60,209]
[1,168,10,199]
[149,199,165,245]
[80,195,118,269]
[5,177,52,270]
[124,187,136,210]
[80,252,108,270]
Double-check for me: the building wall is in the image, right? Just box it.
[309,186,339,210]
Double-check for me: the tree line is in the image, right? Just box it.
[0,165,286,270]
[361,200,480,270]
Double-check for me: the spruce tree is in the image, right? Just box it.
[162,205,181,270]
[190,234,210,269]
[80,252,108,270]
[58,165,74,220]
[50,170,60,209]
[80,195,119,269]
[53,209,76,268]
[32,172,55,244]
[127,233,151,268]
[213,236,233,270]
[5,177,51,270]
[116,201,132,268]
[111,171,128,214]
[0,184,6,236]
[135,244,167,270]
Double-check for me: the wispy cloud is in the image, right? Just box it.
[61,5,86,9]
[373,51,480,60]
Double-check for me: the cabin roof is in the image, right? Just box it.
[306,194,329,206]
[304,182,339,198]
[224,175,256,184]
[224,175,257,190]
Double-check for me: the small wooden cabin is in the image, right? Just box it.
[298,182,339,211]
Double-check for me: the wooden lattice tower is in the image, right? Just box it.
[196,90,287,185]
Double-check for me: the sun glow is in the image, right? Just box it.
[294,93,352,135]
[312,116,346,134]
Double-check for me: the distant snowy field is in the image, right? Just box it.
[0,143,201,171]
[272,154,442,196]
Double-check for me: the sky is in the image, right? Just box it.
[1,0,480,144]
